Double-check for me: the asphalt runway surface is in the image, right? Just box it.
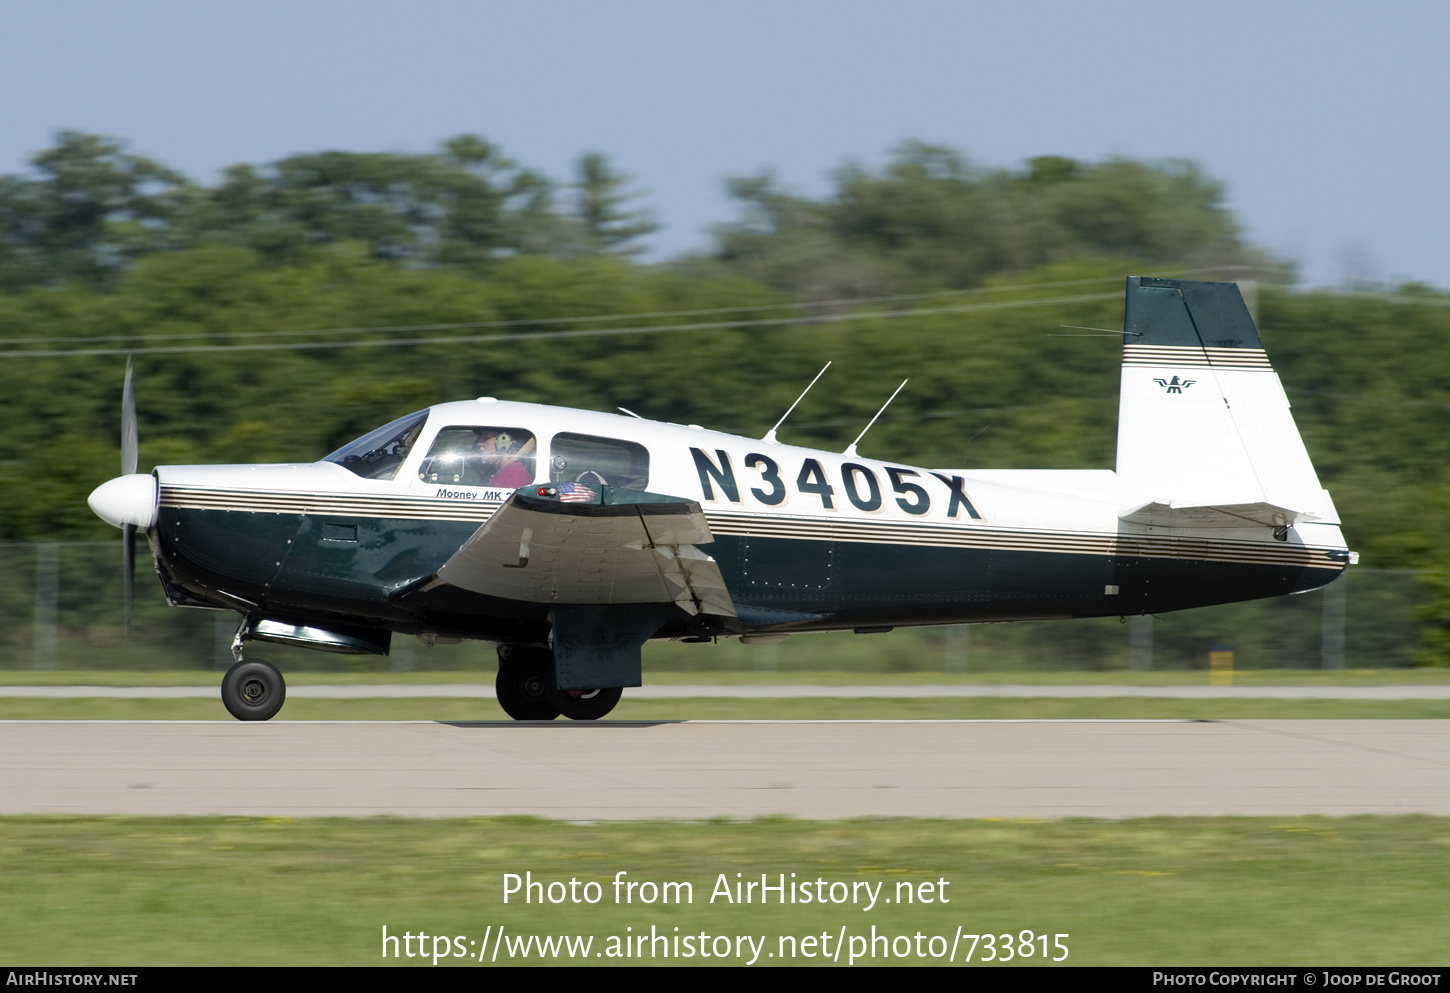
[4,718,1449,819]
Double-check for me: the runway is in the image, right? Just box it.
[4,719,1449,819]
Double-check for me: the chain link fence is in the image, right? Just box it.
[0,541,1429,672]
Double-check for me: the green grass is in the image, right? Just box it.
[6,697,1450,722]
[5,666,1450,721]
[2,815,1448,965]
[3,667,1450,686]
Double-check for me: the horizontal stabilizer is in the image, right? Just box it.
[433,490,736,617]
[1120,499,1318,529]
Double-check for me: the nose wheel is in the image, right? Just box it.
[221,658,286,721]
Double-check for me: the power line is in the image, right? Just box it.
[1286,388,1450,410]
[0,272,1142,348]
[720,398,1096,435]
[0,291,1123,358]
[1316,291,1450,308]
[0,266,1263,350]
[4,266,1440,353]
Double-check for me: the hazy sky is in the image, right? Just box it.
[2,1,1445,287]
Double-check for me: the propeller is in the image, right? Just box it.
[121,358,137,637]
[86,356,157,640]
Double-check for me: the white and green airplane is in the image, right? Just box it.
[88,276,1352,721]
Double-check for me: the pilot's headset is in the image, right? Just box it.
[491,431,518,454]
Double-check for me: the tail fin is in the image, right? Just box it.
[1115,277,1337,528]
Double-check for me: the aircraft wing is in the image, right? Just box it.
[1119,499,1319,529]
[431,490,736,617]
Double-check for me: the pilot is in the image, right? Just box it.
[469,429,534,488]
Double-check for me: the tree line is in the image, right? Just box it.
[1,131,1448,660]
[0,133,658,290]
[1,133,1257,292]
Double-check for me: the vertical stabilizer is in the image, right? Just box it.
[1116,277,1334,523]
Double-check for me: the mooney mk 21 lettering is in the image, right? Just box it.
[87,276,1354,720]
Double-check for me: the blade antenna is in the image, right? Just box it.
[763,361,831,444]
[844,378,908,457]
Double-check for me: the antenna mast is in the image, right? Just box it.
[762,361,831,444]
[844,378,908,457]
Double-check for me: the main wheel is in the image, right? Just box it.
[495,646,561,721]
[221,659,286,721]
[547,667,622,721]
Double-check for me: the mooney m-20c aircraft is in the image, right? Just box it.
[88,276,1354,721]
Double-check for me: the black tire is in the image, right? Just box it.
[495,646,560,721]
[547,666,622,721]
[221,659,286,721]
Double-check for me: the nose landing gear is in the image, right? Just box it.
[220,617,286,721]
[221,658,286,721]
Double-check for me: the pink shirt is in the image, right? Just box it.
[491,461,533,489]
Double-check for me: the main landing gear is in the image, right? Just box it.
[494,646,559,720]
[495,645,621,721]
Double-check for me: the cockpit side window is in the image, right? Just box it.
[549,432,649,490]
[419,426,537,489]
[324,410,429,480]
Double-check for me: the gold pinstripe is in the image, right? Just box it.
[1123,344,1273,370]
[160,486,501,522]
[705,512,1341,570]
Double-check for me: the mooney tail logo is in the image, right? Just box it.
[1153,376,1196,394]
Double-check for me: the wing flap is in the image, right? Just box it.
[434,492,737,616]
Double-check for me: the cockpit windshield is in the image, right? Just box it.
[324,409,430,480]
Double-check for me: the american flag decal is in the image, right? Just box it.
[557,482,596,503]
